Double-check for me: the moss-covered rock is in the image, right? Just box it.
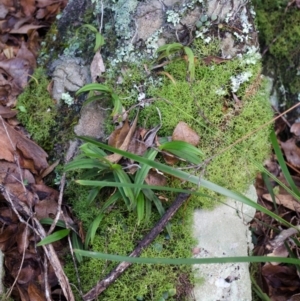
[253,0,300,106]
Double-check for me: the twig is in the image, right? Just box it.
[43,253,52,301]
[83,192,191,301]
[47,173,66,235]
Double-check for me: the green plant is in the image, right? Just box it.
[156,43,196,81]
[65,139,204,248]
[75,83,122,117]
[76,24,105,52]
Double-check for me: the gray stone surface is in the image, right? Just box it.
[74,100,107,140]
[207,0,248,20]
[192,185,257,301]
[51,57,91,103]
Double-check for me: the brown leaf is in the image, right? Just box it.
[28,283,47,301]
[20,0,36,17]
[290,122,300,137]
[90,50,105,83]
[0,105,17,118]
[262,264,300,298]
[280,138,300,167]
[203,56,230,65]
[145,169,167,186]
[263,193,300,212]
[106,114,138,163]
[0,118,48,174]
[172,121,200,146]
[16,41,36,69]
[108,119,130,148]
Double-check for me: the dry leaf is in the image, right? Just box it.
[203,56,230,65]
[172,121,200,146]
[90,50,105,83]
[145,169,167,186]
[106,114,138,163]
[0,118,48,174]
[280,138,300,167]
[290,122,300,137]
[108,119,130,148]
[263,193,300,212]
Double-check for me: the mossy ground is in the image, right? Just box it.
[252,0,300,105]
[63,38,272,300]
[16,68,57,151]
[18,9,273,300]
[64,182,195,301]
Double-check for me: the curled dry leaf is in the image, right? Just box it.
[106,114,138,163]
[108,119,130,149]
[90,50,105,83]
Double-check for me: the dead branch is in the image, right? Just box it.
[83,192,191,301]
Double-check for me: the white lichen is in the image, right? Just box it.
[61,92,74,106]
[230,71,253,92]
[166,10,181,26]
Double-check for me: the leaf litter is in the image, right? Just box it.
[253,114,300,300]
[0,1,80,300]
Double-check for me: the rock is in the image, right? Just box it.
[192,185,257,301]
[74,101,107,140]
[51,56,91,104]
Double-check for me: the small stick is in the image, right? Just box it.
[83,192,191,301]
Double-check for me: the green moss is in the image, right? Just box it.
[64,38,272,299]
[137,45,272,206]
[16,68,57,150]
[253,0,300,103]
[64,182,195,301]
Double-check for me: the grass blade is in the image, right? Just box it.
[137,192,145,225]
[76,83,112,95]
[85,213,104,248]
[71,231,83,263]
[76,137,293,227]
[134,149,158,198]
[183,46,195,81]
[159,141,203,164]
[37,229,70,246]
[270,130,300,197]
[74,250,300,265]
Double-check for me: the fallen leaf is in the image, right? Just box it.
[108,119,130,148]
[0,118,48,174]
[0,105,17,118]
[203,56,230,65]
[90,50,105,83]
[290,122,300,137]
[262,193,300,212]
[106,113,138,163]
[280,138,300,167]
[28,282,47,301]
[145,169,167,186]
[172,121,200,146]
